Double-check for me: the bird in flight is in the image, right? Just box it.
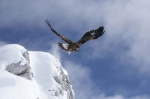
[45,20,105,54]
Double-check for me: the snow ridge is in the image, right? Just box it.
[0,44,75,99]
[0,44,32,80]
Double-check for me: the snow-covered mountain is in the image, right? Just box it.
[0,44,75,99]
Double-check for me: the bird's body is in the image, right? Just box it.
[58,43,80,54]
[45,20,105,54]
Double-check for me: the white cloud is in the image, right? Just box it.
[64,61,102,99]
[83,0,150,74]
[48,42,61,62]
[130,95,150,99]
[1,40,148,99]
[1,0,150,98]
[64,60,150,99]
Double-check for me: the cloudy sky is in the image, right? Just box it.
[1,0,150,99]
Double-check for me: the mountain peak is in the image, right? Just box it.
[0,44,75,99]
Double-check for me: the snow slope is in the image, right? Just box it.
[0,44,75,99]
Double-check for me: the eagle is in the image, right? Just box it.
[45,20,105,54]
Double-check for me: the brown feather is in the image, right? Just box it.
[76,26,105,46]
[45,20,73,44]
[46,20,105,53]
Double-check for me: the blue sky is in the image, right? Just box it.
[1,0,150,99]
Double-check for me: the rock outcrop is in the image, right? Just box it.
[0,44,75,99]
[0,44,32,80]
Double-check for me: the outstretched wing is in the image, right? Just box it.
[45,20,73,44]
[76,26,105,46]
